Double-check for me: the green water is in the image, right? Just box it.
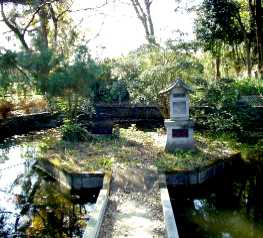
[169,159,263,238]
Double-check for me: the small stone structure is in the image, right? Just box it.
[160,79,195,152]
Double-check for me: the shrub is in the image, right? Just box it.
[19,98,48,114]
[234,77,263,95]
[0,100,13,119]
[60,120,92,142]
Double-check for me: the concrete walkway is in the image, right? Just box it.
[99,165,165,238]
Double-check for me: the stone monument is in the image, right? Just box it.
[160,79,195,152]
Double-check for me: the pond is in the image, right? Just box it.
[168,158,263,238]
[0,137,100,238]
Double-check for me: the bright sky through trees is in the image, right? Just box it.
[71,0,198,58]
[0,0,198,58]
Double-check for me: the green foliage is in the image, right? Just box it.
[191,76,263,134]
[112,45,204,104]
[60,120,92,142]
[234,77,263,95]
[46,45,101,117]
[0,50,32,98]
[240,139,263,160]
[200,78,239,108]
[92,78,130,104]
[195,0,243,54]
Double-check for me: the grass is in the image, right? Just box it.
[34,125,262,173]
[154,132,242,172]
[38,125,160,172]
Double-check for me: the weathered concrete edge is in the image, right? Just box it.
[159,174,179,238]
[83,172,111,238]
[34,159,104,190]
[166,153,241,186]
[35,159,111,237]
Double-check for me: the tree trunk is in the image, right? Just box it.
[250,0,263,77]
[144,0,156,45]
[215,55,221,79]
[38,7,49,49]
[246,39,252,78]
[255,0,263,77]
[49,4,58,50]
[236,10,253,78]
[130,0,157,46]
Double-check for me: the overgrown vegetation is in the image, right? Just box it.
[0,0,262,173]
[35,127,263,173]
[60,120,92,142]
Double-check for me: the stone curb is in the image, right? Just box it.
[34,159,111,238]
[83,172,111,238]
[166,153,241,186]
[34,159,104,189]
[159,174,179,238]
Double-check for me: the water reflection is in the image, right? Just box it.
[169,159,263,238]
[0,143,99,238]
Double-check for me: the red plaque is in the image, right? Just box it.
[172,129,188,138]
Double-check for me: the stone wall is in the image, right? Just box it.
[78,104,164,131]
[0,112,62,141]
[94,104,163,121]
[1,104,262,139]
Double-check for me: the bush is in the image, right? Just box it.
[19,98,49,114]
[0,100,13,119]
[234,77,263,95]
[191,77,244,133]
[60,120,93,142]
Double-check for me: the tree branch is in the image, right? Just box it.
[22,6,42,36]
[48,3,58,48]
[1,2,30,50]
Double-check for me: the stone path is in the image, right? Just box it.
[99,165,165,238]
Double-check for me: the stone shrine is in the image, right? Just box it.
[160,79,195,152]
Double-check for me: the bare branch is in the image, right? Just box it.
[130,0,157,45]
[0,0,60,5]
[1,2,30,50]
[87,18,106,44]
[22,6,42,36]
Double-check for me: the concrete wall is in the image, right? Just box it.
[34,159,104,190]
[166,154,240,186]
[159,174,180,238]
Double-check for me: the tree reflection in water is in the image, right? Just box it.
[169,159,263,238]
[0,145,98,238]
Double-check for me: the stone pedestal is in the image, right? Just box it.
[164,119,195,152]
[160,79,195,152]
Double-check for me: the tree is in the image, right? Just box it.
[112,44,203,104]
[195,0,251,79]
[130,0,157,45]
[0,49,32,98]
[0,0,80,97]
[248,0,263,77]
[1,0,76,52]
[47,45,101,118]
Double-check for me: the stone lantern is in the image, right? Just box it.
[160,79,195,152]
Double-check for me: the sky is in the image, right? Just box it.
[0,0,199,58]
[71,0,198,58]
